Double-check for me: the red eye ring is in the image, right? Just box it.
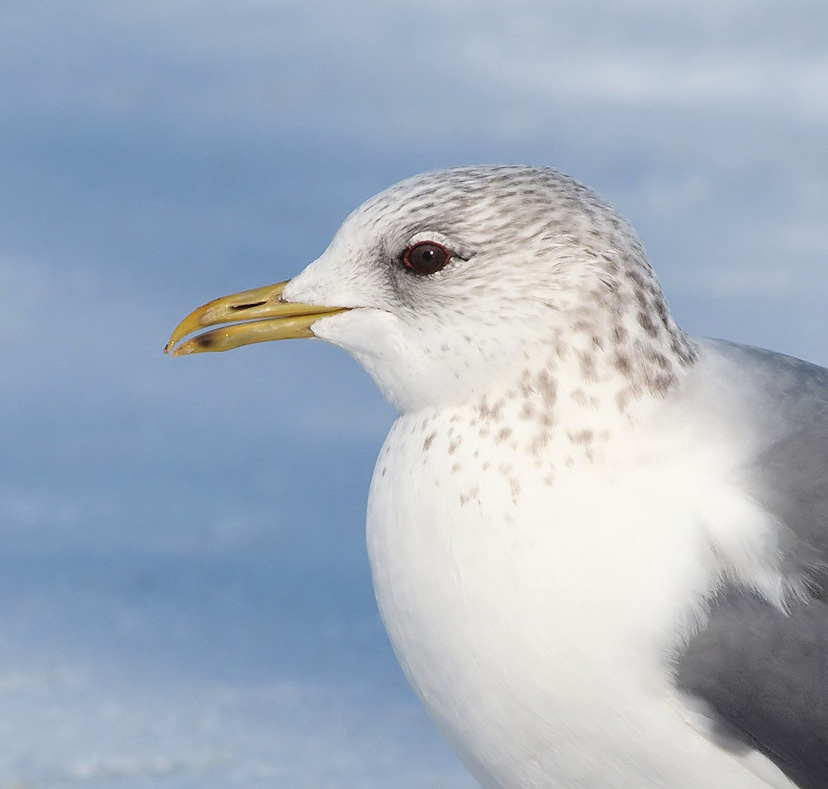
[401,241,451,276]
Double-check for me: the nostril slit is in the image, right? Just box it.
[231,301,267,311]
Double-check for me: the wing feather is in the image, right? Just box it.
[677,341,828,787]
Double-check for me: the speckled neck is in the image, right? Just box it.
[374,317,698,511]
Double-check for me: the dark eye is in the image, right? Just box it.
[401,241,451,275]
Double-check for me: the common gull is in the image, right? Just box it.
[167,166,827,788]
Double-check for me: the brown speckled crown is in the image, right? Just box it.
[350,166,702,494]
[353,165,698,399]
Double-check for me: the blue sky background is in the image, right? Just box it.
[0,2,826,786]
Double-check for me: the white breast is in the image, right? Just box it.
[366,397,793,788]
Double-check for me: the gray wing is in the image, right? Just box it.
[676,340,828,788]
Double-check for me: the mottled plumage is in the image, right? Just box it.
[173,165,828,787]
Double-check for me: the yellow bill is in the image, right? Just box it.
[165,280,349,356]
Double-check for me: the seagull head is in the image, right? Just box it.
[167,166,692,413]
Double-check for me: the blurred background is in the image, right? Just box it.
[0,1,826,786]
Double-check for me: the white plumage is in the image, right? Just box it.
[171,166,828,787]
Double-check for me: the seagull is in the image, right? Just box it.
[166,166,828,788]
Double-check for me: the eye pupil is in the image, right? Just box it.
[403,241,451,275]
